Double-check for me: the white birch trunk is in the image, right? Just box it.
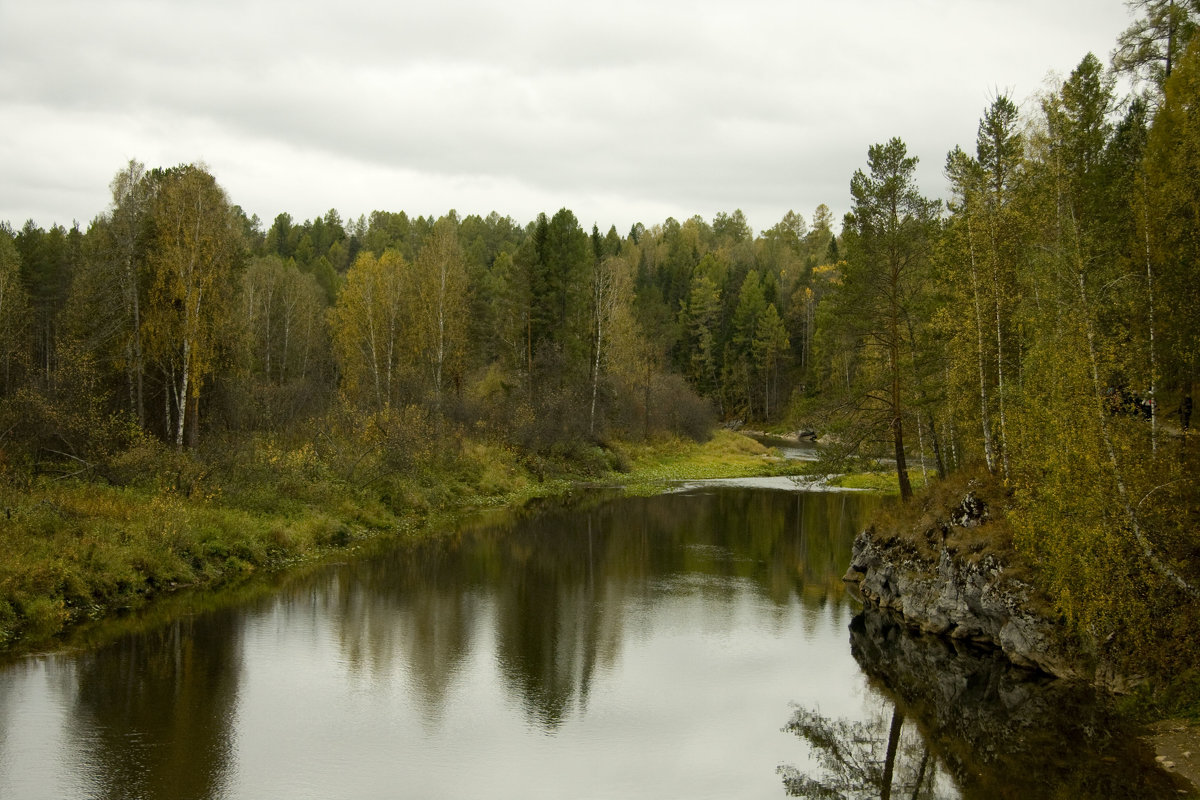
[965,210,996,473]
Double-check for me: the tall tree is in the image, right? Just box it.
[142,165,242,448]
[15,221,78,386]
[414,215,470,411]
[0,230,29,395]
[944,147,998,472]
[328,249,412,411]
[1113,0,1200,96]
[1146,36,1200,437]
[976,94,1026,478]
[530,208,590,387]
[108,160,152,424]
[587,252,633,435]
[838,138,940,502]
[240,255,327,390]
[752,302,789,419]
[681,266,723,398]
[724,269,767,418]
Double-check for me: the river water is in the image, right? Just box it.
[0,484,1182,799]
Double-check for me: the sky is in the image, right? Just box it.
[1,0,1135,237]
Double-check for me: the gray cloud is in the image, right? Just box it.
[1,0,1132,234]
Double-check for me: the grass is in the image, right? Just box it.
[608,429,809,493]
[0,428,573,653]
[827,469,931,493]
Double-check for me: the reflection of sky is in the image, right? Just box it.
[226,586,870,800]
[0,661,91,800]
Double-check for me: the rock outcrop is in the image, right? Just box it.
[842,492,1084,681]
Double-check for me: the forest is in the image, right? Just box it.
[1,2,1197,683]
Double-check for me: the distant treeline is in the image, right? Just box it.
[0,166,837,461]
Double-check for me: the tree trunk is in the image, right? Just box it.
[1140,176,1158,452]
[589,265,608,437]
[928,414,946,479]
[880,707,905,800]
[992,257,1011,480]
[965,211,996,473]
[890,290,913,501]
[128,256,145,426]
[643,359,652,441]
[186,391,199,449]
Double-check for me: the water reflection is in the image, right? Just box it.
[0,611,244,800]
[780,607,1184,799]
[309,489,872,731]
[780,704,944,799]
[69,614,243,800]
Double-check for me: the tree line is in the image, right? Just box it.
[812,0,1200,670]
[0,163,846,471]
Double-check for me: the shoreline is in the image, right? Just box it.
[0,429,811,657]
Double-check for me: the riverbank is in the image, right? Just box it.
[0,428,806,654]
[841,467,1200,793]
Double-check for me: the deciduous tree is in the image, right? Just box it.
[142,165,242,449]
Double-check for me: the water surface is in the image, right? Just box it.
[0,486,1181,799]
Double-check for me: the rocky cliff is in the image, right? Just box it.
[842,492,1086,681]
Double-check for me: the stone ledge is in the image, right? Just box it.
[843,525,1086,681]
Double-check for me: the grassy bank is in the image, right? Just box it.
[0,432,524,652]
[0,428,810,653]
[612,428,808,491]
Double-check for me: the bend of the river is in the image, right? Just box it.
[0,483,1182,799]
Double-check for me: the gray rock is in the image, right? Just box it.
[844,528,1087,681]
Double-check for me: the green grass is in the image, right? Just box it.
[827,469,931,492]
[607,430,809,493]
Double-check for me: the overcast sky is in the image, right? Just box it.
[2,0,1134,236]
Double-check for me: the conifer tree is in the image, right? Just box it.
[838,138,940,501]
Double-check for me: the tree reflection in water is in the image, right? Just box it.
[69,612,244,800]
[779,607,1186,799]
[779,703,941,799]
[323,488,873,730]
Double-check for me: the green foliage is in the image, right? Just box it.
[819,138,940,502]
[1113,0,1200,94]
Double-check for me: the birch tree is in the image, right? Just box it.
[142,165,241,449]
[414,216,469,411]
[944,147,998,472]
[241,255,327,389]
[976,94,1025,479]
[588,253,632,435]
[328,249,412,411]
[109,160,151,425]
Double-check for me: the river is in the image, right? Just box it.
[0,484,1182,798]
